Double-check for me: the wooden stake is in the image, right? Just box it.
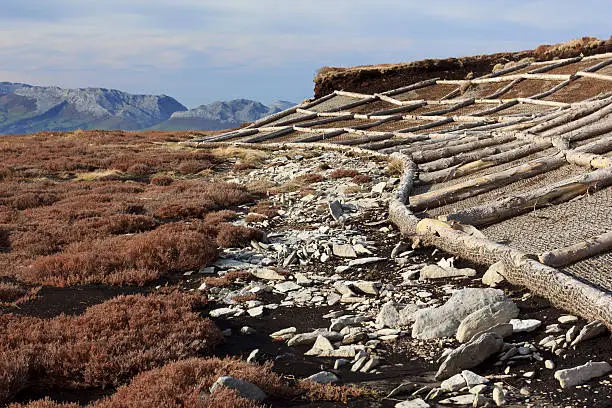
[540,231,612,267]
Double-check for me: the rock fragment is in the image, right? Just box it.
[210,376,267,401]
[436,332,504,380]
[554,361,612,388]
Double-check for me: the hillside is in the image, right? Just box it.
[0,83,187,134]
[152,99,295,130]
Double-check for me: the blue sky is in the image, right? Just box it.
[0,1,610,108]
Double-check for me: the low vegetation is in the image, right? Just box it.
[0,292,222,405]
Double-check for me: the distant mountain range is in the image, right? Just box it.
[0,81,294,135]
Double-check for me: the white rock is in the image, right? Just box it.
[455,300,518,343]
[251,268,285,281]
[274,281,301,293]
[461,370,489,387]
[570,320,607,347]
[348,257,386,267]
[294,272,313,286]
[492,385,506,406]
[412,288,508,339]
[332,244,357,258]
[419,264,476,280]
[376,302,402,328]
[247,306,264,317]
[558,315,578,324]
[307,371,339,384]
[270,327,296,337]
[510,318,542,333]
[351,280,382,295]
[395,398,430,408]
[241,326,256,335]
[554,361,612,388]
[210,376,266,401]
[436,332,504,380]
[438,394,475,405]
[371,182,386,195]
[440,373,466,391]
[209,307,237,318]
[353,243,373,255]
[481,261,506,287]
[545,360,555,369]
[305,335,335,356]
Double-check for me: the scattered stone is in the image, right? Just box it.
[247,306,264,317]
[246,349,260,363]
[209,307,237,318]
[376,302,402,328]
[436,332,504,380]
[510,318,542,333]
[545,360,555,369]
[270,327,296,338]
[294,272,312,286]
[353,243,373,255]
[348,257,386,267]
[251,268,285,281]
[440,373,467,391]
[361,357,382,373]
[240,326,256,335]
[492,385,506,406]
[438,394,475,405]
[328,200,344,222]
[306,371,339,384]
[461,370,489,387]
[387,383,416,398]
[455,300,518,343]
[274,281,301,293]
[305,335,335,356]
[554,361,612,388]
[332,244,357,258]
[395,398,430,408]
[419,264,476,280]
[481,261,506,287]
[221,328,232,337]
[558,315,578,324]
[469,384,488,395]
[334,359,351,369]
[210,376,267,402]
[412,288,508,339]
[570,320,607,347]
[371,182,386,195]
[287,330,343,347]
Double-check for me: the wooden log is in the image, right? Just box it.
[481,61,532,78]
[369,101,427,116]
[459,117,530,132]
[528,57,582,74]
[334,90,375,99]
[418,140,551,184]
[412,134,516,164]
[440,87,462,101]
[441,166,612,226]
[191,128,258,143]
[538,232,612,267]
[272,112,319,127]
[575,71,612,82]
[388,153,421,234]
[574,132,612,154]
[473,100,519,116]
[329,96,378,112]
[422,99,475,116]
[529,79,572,100]
[529,98,612,134]
[382,78,440,97]
[409,153,566,211]
[584,58,612,73]
[565,151,612,169]
[485,78,522,99]
[583,52,612,61]
[398,118,454,133]
[515,98,569,107]
[334,133,395,146]
[291,129,346,143]
[373,93,405,106]
[542,103,612,139]
[245,106,298,129]
[295,114,354,128]
[243,127,294,143]
[299,92,337,110]
[419,139,526,172]
[363,134,430,151]
[413,218,612,329]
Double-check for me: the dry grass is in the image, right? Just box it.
[386,157,404,176]
[0,293,223,405]
[201,271,251,288]
[211,147,268,166]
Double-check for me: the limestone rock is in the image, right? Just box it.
[376,302,402,328]
[395,398,430,408]
[307,371,339,384]
[440,373,467,391]
[210,376,267,401]
[570,320,608,347]
[305,335,335,356]
[412,288,507,339]
[332,244,357,258]
[419,264,476,280]
[251,268,285,281]
[481,261,506,287]
[435,332,504,380]
[455,300,518,343]
[510,318,542,333]
[461,370,489,387]
[554,361,612,388]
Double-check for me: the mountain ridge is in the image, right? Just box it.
[0,82,294,134]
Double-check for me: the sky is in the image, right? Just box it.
[0,1,610,108]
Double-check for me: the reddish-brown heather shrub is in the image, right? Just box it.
[232,162,256,171]
[23,223,218,286]
[150,175,174,186]
[71,214,158,236]
[216,224,265,248]
[230,293,258,303]
[244,213,268,223]
[0,293,223,406]
[249,203,280,218]
[11,358,365,408]
[11,193,60,210]
[203,210,238,225]
[329,169,360,179]
[127,163,153,176]
[352,174,372,184]
[202,270,251,288]
[295,173,325,185]
[177,159,213,175]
